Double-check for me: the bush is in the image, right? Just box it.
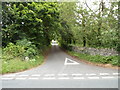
[16,39,32,48]
[3,43,25,60]
[24,47,37,57]
[110,56,120,66]
[3,39,39,61]
[2,39,46,74]
[16,39,38,57]
[2,54,44,74]
[68,51,119,67]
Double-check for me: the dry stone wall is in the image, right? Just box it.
[70,46,119,56]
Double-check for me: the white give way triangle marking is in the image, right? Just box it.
[64,58,79,65]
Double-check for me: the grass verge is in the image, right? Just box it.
[1,46,51,74]
[67,51,120,67]
[2,54,44,74]
[1,41,51,74]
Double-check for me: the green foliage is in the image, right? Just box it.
[100,29,119,48]
[3,43,25,60]
[1,2,119,73]
[68,51,119,66]
[3,40,39,61]
[17,39,39,57]
[1,2,60,74]
[2,54,44,74]
[2,2,118,49]
[2,2,60,47]
[59,2,118,50]
[2,41,44,74]
[24,47,37,57]
[16,39,32,47]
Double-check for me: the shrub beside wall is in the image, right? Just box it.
[68,45,119,56]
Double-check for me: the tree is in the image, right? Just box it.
[2,2,60,48]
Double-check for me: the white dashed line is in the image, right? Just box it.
[113,73,119,75]
[2,73,118,80]
[88,77,100,79]
[16,78,26,80]
[58,77,70,79]
[29,78,39,80]
[3,74,16,77]
[31,74,41,77]
[100,73,110,75]
[86,73,96,76]
[2,78,13,80]
[72,74,83,76]
[44,74,55,76]
[43,77,55,80]
[19,75,29,77]
[58,74,68,76]
[73,77,85,79]
[102,76,115,79]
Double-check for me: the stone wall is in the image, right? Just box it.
[70,46,119,56]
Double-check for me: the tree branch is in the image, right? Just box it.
[84,1,100,15]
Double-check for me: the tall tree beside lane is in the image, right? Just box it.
[2,2,60,48]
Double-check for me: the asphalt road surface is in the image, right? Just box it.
[1,46,120,88]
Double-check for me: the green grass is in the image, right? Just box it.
[2,54,44,74]
[68,51,120,67]
[1,42,51,74]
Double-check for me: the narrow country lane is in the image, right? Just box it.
[1,46,119,88]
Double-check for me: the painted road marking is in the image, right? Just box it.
[102,76,115,79]
[58,77,70,79]
[1,73,118,80]
[113,73,119,75]
[16,78,26,80]
[43,77,55,80]
[100,73,110,75]
[58,74,68,76]
[73,77,85,79]
[31,74,41,77]
[19,75,29,77]
[64,58,79,65]
[88,77,100,79]
[2,77,13,80]
[44,74,55,76]
[72,74,83,76]
[86,73,96,76]
[3,74,16,77]
[29,78,39,80]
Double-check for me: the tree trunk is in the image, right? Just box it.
[83,36,86,47]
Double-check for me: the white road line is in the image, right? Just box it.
[43,77,55,80]
[113,73,119,75]
[16,78,26,80]
[29,78,39,80]
[2,77,13,80]
[73,77,85,79]
[31,74,41,77]
[64,58,79,65]
[58,77,70,79]
[102,76,115,79]
[100,73,110,75]
[44,74,55,76]
[19,75,29,77]
[86,73,96,76]
[88,77,100,79]
[3,74,16,77]
[58,74,68,76]
[72,74,83,76]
